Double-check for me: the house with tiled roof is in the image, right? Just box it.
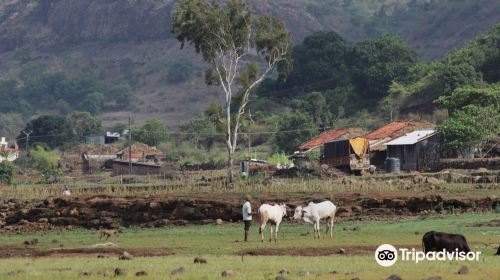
[116,143,162,162]
[364,120,434,167]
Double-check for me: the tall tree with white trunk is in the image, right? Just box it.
[172,0,292,183]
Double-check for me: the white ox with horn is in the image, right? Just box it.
[294,200,337,239]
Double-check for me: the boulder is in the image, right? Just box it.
[171,267,186,275]
[194,256,207,264]
[114,268,126,276]
[216,218,224,225]
[79,271,91,276]
[423,277,442,280]
[135,271,148,276]
[221,270,235,277]
[6,209,29,224]
[298,271,310,276]
[172,205,204,220]
[118,251,134,260]
[425,177,442,185]
[457,265,469,274]
[23,239,38,246]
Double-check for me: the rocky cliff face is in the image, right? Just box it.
[0,0,174,52]
[3,0,500,57]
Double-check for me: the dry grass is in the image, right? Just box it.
[1,169,497,199]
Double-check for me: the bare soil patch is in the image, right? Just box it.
[468,219,500,227]
[0,246,172,259]
[239,246,375,257]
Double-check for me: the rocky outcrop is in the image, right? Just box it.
[0,0,174,52]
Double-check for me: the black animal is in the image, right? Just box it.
[496,245,500,255]
[422,231,470,253]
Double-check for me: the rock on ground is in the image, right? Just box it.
[386,275,402,280]
[193,256,207,264]
[171,267,186,275]
[118,251,134,260]
[298,271,310,276]
[221,270,234,277]
[114,268,126,276]
[423,277,442,280]
[135,271,147,276]
[457,265,469,274]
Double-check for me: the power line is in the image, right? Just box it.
[13,125,351,141]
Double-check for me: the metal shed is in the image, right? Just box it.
[385,129,439,171]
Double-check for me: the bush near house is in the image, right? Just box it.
[0,161,14,185]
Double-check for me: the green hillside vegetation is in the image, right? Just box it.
[10,24,498,167]
[0,0,499,166]
[1,0,500,139]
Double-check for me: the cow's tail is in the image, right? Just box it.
[422,239,425,252]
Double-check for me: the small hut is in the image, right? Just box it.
[385,129,439,171]
[321,137,370,174]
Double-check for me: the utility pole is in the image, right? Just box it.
[248,111,254,160]
[22,130,32,171]
[128,115,132,174]
[22,130,32,156]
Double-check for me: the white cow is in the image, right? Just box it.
[294,200,337,239]
[258,203,287,242]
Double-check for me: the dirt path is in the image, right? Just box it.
[0,246,172,259]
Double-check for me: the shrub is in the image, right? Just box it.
[0,161,14,185]
[267,153,293,165]
[29,146,62,183]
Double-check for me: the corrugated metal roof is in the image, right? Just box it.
[298,128,364,152]
[384,129,437,145]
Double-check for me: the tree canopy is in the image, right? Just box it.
[17,115,76,149]
[133,120,169,147]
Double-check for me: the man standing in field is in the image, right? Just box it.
[242,195,253,242]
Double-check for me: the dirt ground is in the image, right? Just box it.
[0,246,171,259]
[1,191,498,233]
[238,245,394,256]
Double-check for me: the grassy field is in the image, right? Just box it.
[0,213,498,279]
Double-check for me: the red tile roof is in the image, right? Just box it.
[298,128,364,152]
[364,120,434,151]
[364,120,433,140]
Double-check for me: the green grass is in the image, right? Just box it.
[0,213,498,279]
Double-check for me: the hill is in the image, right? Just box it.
[1,0,500,132]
